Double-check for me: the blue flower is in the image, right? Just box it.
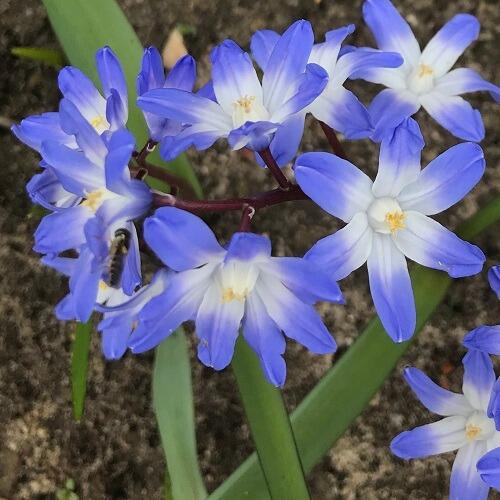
[127,207,343,386]
[391,351,499,499]
[137,47,197,142]
[477,446,500,491]
[251,24,403,153]
[488,266,500,298]
[295,118,485,342]
[464,326,500,357]
[137,20,328,164]
[356,0,500,141]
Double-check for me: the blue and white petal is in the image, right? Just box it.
[449,441,489,500]
[462,349,496,412]
[263,113,305,167]
[250,29,280,71]
[26,168,80,210]
[367,234,415,342]
[398,143,485,215]
[372,117,424,198]
[243,292,286,387]
[420,14,480,78]
[463,326,500,356]
[362,0,421,70]
[477,447,500,490]
[391,415,467,459]
[403,367,473,416]
[393,211,485,278]
[144,207,224,271]
[369,89,421,142]
[435,68,500,103]
[305,213,373,281]
[294,152,374,223]
[420,92,484,142]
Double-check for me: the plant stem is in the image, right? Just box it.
[318,121,347,160]
[238,204,255,232]
[258,147,291,189]
[231,338,311,500]
[152,184,308,212]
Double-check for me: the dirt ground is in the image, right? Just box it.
[0,0,499,498]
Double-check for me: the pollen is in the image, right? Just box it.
[385,211,406,233]
[465,423,482,441]
[81,188,105,212]
[90,115,107,130]
[221,287,247,303]
[234,95,256,114]
[98,280,108,291]
[418,64,434,78]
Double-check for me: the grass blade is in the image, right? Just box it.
[71,320,92,421]
[232,338,310,500]
[11,46,65,67]
[210,195,500,499]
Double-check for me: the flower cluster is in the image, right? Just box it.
[13,0,499,494]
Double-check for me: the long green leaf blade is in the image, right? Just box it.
[71,320,92,421]
[232,339,310,500]
[153,332,207,500]
[210,196,500,499]
[43,1,205,495]
[11,46,65,67]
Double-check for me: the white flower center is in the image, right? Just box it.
[90,114,109,134]
[219,260,260,303]
[407,63,435,95]
[367,197,406,234]
[231,95,269,128]
[80,187,115,213]
[465,411,495,442]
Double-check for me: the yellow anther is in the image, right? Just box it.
[98,280,108,291]
[418,64,434,78]
[385,211,406,234]
[90,115,107,130]
[221,288,247,303]
[465,423,482,441]
[81,188,105,212]
[234,95,256,113]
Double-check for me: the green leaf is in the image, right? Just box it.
[71,320,92,421]
[231,339,310,500]
[43,1,205,495]
[11,46,65,67]
[153,332,207,500]
[42,0,202,197]
[210,195,500,499]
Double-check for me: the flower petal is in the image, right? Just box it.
[393,211,485,278]
[196,280,245,370]
[420,92,484,142]
[264,113,305,167]
[477,447,500,490]
[420,14,480,78]
[450,441,489,500]
[250,29,280,71]
[403,367,473,416]
[372,117,424,197]
[462,349,496,412]
[309,86,372,139]
[369,88,421,142]
[463,325,500,355]
[305,212,373,281]
[398,142,484,215]
[258,275,337,354]
[391,416,467,459]
[435,68,500,103]
[144,207,224,271]
[488,266,500,298]
[362,0,421,69]
[294,152,373,222]
[262,20,314,114]
[211,40,263,116]
[243,292,286,387]
[367,234,415,342]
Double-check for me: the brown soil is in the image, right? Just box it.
[0,0,499,498]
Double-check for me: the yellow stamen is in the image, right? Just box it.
[221,288,247,303]
[81,188,105,212]
[385,211,406,234]
[234,95,255,113]
[90,115,107,130]
[465,423,482,441]
[98,280,108,291]
[418,64,434,78]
